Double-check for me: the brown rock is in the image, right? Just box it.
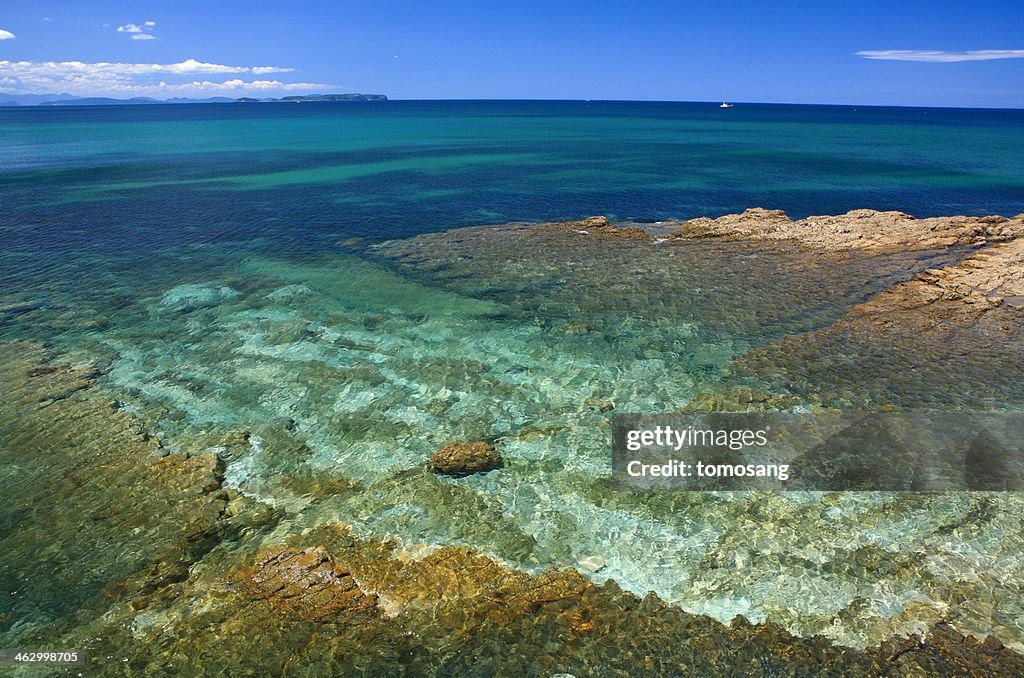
[848,237,1024,321]
[431,440,503,475]
[734,237,1024,408]
[673,208,1024,252]
[236,546,374,622]
[550,215,653,240]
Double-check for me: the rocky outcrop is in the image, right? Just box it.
[673,207,1024,251]
[234,546,374,622]
[548,215,653,240]
[734,237,1024,408]
[431,440,503,475]
[858,236,1024,317]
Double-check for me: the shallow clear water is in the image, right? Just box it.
[2,101,1024,649]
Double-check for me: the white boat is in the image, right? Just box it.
[720,102,733,108]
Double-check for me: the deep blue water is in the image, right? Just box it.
[2,100,1023,257]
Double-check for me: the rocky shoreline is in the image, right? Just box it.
[526,209,1024,408]
[534,208,1024,253]
[695,209,1024,409]
[670,207,1024,252]
[2,328,1024,674]
[4,208,1024,675]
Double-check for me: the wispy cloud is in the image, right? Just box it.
[253,66,295,75]
[118,20,157,40]
[857,49,1024,63]
[0,59,330,97]
[0,29,15,40]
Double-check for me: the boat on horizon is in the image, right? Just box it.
[720,102,734,108]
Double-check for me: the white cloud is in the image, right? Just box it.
[857,49,1024,63]
[0,29,15,40]
[0,59,331,97]
[118,20,157,39]
[165,79,327,92]
[252,66,295,74]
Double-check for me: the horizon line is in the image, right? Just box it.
[1,94,1022,111]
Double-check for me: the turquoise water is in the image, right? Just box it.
[3,101,1024,649]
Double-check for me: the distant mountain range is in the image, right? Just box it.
[0,93,388,107]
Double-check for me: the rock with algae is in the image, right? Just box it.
[2,342,1024,676]
[0,341,281,641]
[53,524,1024,676]
[233,545,375,622]
[431,439,504,475]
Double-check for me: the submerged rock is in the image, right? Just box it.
[159,283,240,312]
[0,299,43,316]
[69,522,1024,676]
[431,440,503,475]
[0,342,279,640]
[683,386,802,412]
[4,342,1024,676]
[235,546,374,622]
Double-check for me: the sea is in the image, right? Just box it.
[2,100,1024,649]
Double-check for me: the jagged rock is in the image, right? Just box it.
[235,546,374,622]
[681,207,793,239]
[431,440,503,475]
[549,215,653,240]
[882,237,1024,311]
[673,208,1024,252]
[735,237,1024,408]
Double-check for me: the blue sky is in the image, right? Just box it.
[1,1,1022,106]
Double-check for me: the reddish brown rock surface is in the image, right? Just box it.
[235,546,374,622]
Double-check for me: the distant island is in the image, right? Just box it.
[0,93,388,107]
